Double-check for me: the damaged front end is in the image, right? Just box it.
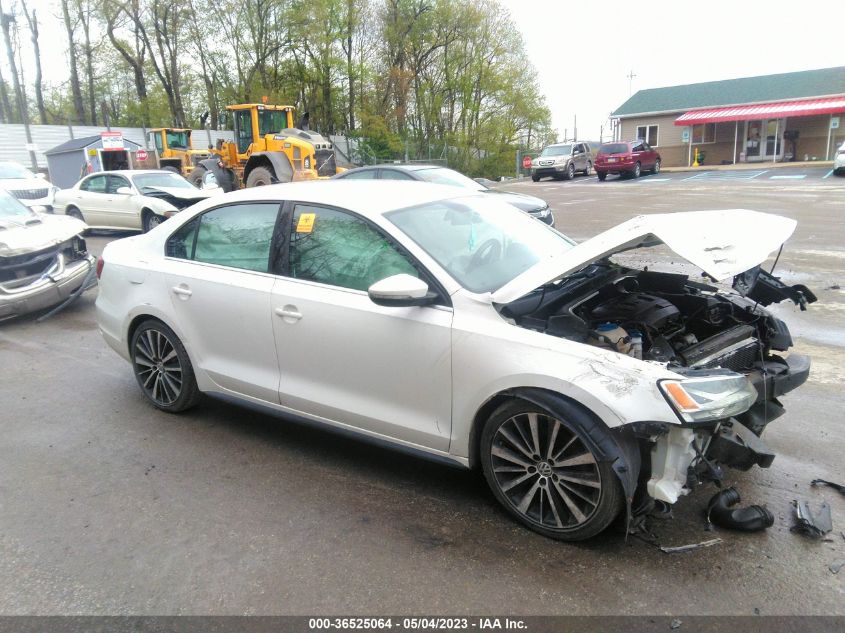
[496,209,815,517]
[0,211,96,320]
[140,186,214,211]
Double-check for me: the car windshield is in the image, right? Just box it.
[0,163,35,179]
[599,143,629,154]
[132,173,196,190]
[0,190,34,219]
[386,195,574,294]
[414,167,485,191]
[540,145,572,156]
[165,131,190,150]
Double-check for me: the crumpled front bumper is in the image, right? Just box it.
[0,254,96,319]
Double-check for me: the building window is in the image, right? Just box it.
[692,123,716,144]
[636,125,658,147]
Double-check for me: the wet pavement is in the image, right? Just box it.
[1,173,844,615]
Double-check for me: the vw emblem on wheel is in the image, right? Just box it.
[537,462,553,477]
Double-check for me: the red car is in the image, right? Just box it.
[595,140,661,181]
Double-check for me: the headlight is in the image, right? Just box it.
[536,205,550,216]
[659,373,757,423]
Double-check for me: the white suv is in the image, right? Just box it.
[0,161,58,213]
[531,142,595,182]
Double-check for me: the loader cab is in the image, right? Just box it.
[230,104,297,155]
[148,129,192,155]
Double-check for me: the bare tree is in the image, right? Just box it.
[21,0,46,124]
[104,0,149,125]
[0,1,24,124]
[60,0,85,122]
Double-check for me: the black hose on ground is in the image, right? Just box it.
[706,487,774,532]
[36,259,97,323]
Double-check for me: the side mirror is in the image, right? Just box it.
[36,172,47,179]
[368,274,437,307]
[116,186,133,195]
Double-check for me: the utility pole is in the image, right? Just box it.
[627,70,637,97]
[573,115,577,141]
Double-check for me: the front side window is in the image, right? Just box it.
[151,132,164,152]
[288,204,418,291]
[106,175,131,194]
[80,175,107,193]
[165,203,280,272]
[636,125,659,147]
[234,110,253,154]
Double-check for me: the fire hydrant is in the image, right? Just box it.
[692,147,700,167]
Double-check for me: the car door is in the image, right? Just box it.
[71,174,110,226]
[641,142,657,168]
[631,141,646,169]
[270,202,453,451]
[163,201,283,403]
[575,143,587,171]
[106,174,140,229]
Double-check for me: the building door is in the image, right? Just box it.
[745,119,784,161]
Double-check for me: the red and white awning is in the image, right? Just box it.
[674,96,845,125]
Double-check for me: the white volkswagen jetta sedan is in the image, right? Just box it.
[96,181,813,540]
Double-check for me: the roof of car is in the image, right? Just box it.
[344,164,442,172]
[204,180,484,216]
[87,170,182,177]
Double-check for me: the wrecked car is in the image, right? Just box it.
[95,182,814,540]
[0,189,95,320]
[53,170,221,233]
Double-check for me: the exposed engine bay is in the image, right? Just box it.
[499,259,816,511]
[140,186,212,210]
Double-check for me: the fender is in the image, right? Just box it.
[244,152,293,184]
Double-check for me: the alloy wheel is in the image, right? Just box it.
[133,328,183,406]
[489,411,602,530]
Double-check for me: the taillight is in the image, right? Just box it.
[96,256,104,279]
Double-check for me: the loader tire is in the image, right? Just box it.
[188,167,207,188]
[246,166,275,188]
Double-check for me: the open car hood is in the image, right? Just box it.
[0,214,87,257]
[492,209,797,304]
[142,186,217,201]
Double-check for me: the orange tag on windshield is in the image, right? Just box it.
[296,213,316,233]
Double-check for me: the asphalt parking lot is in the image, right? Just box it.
[1,170,844,616]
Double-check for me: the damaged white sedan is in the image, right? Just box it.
[0,190,95,320]
[54,170,220,233]
[96,182,814,540]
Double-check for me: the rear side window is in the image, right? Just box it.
[165,203,281,272]
[338,169,377,180]
[80,175,107,192]
[380,169,415,181]
[288,204,418,291]
[599,143,628,155]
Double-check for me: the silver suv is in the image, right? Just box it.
[531,142,595,182]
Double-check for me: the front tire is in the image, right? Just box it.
[565,163,575,180]
[480,399,623,541]
[188,167,206,188]
[142,209,164,233]
[246,166,275,187]
[131,320,201,413]
[531,174,540,182]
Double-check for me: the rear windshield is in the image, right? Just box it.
[599,143,629,155]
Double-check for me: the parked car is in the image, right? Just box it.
[0,189,94,320]
[97,181,813,541]
[332,164,554,226]
[834,141,845,175]
[53,170,221,233]
[0,161,59,213]
[594,140,661,180]
[530,142,595,181]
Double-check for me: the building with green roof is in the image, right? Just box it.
[610,67,845,167]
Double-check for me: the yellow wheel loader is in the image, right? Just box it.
[191,104,341,192]
[146,128,211,178]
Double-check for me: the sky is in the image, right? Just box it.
[498,0,842,142]
[12,0,845,144]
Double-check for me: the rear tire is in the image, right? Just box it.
[631,162,641,178]
[584,161,592,176]
[246,166,275,187]
[651,159,661,175]
[531,174,540,182]
[597,171,607,181]
[480,398,623,541]
[130,319,201,413]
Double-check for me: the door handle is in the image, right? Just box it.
[274,306,302,321]
[172,285,192,297]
